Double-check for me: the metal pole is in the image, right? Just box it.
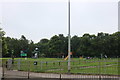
[68,0,71,73]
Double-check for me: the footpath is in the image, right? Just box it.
[0,67,119,80]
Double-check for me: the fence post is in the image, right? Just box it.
[79,60,80,64]
[46,61,48,66]
[8,59,12,70]
[60,74,61,80]
[104,59,106,75]
[28,61,30,79]
[40,61,42,70]
[2,62,4,79]
[53,62,55,66]
[99,59,101,80]
[17,59,21,70]
[59,61,61,66]
[59,61,62,80]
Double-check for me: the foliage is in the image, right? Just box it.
[0,28,8,57]
[2,31,120,58]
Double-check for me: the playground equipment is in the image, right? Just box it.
[80,56,83,59]
[64,52,72,60]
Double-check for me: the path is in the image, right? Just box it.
[1,67,119,80]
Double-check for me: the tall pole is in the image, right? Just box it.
[68,0,71,73]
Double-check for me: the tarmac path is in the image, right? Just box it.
[0,68,118,80]
[0,67,119,80]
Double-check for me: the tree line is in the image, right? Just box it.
[1,28,119,58]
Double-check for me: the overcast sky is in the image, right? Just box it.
[0,0,119,43]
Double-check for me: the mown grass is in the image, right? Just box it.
[1,58,119,75]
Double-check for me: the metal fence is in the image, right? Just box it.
[1,58,120,80]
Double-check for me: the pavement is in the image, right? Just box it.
[0,67,120,80]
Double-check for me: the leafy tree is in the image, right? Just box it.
[27,40,35,57]
[2,37,8,57]
[48,34,67,58]
[2,30,119,58]
[36,38,49,57]
[71,35,80,57]
[19,35,29,56]
[0,28,8,57]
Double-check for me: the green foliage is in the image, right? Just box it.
[48,34,67,58]
[0,28,5,37]
[2,31,120,58]
[0,28,8,57]
[4,35,35,57]
[2,37,8,57]
[37,38,49,57]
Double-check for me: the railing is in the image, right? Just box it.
[1,58,119,80]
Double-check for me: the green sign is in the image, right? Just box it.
[20,53,27,57]
[20,50,27,57]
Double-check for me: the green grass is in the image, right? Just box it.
[1,58,119,75]
[70,65,118,75]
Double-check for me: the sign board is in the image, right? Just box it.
[20,50,27,57]
[20,53,27,57]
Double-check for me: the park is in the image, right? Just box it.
[2,57,119,75]
[0,57,119,80]
[0,0,120,80]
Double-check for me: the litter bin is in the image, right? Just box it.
[34,61,38,65]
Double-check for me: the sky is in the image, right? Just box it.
[0,0,119,43]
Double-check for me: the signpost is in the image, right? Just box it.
[20,53,27,57]
[20,50,27,57]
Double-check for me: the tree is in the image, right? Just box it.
[19,35,29,56]
[71,35,80,57]
[27,40,35,57]
[2,30,119,58]
[48,34,67,58]
[0,28,5,37]
[36,38,49,57]
[78,33,92,57]
[0,28,8,57]
[2,37,8,57]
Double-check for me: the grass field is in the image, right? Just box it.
[1,58,119,75]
